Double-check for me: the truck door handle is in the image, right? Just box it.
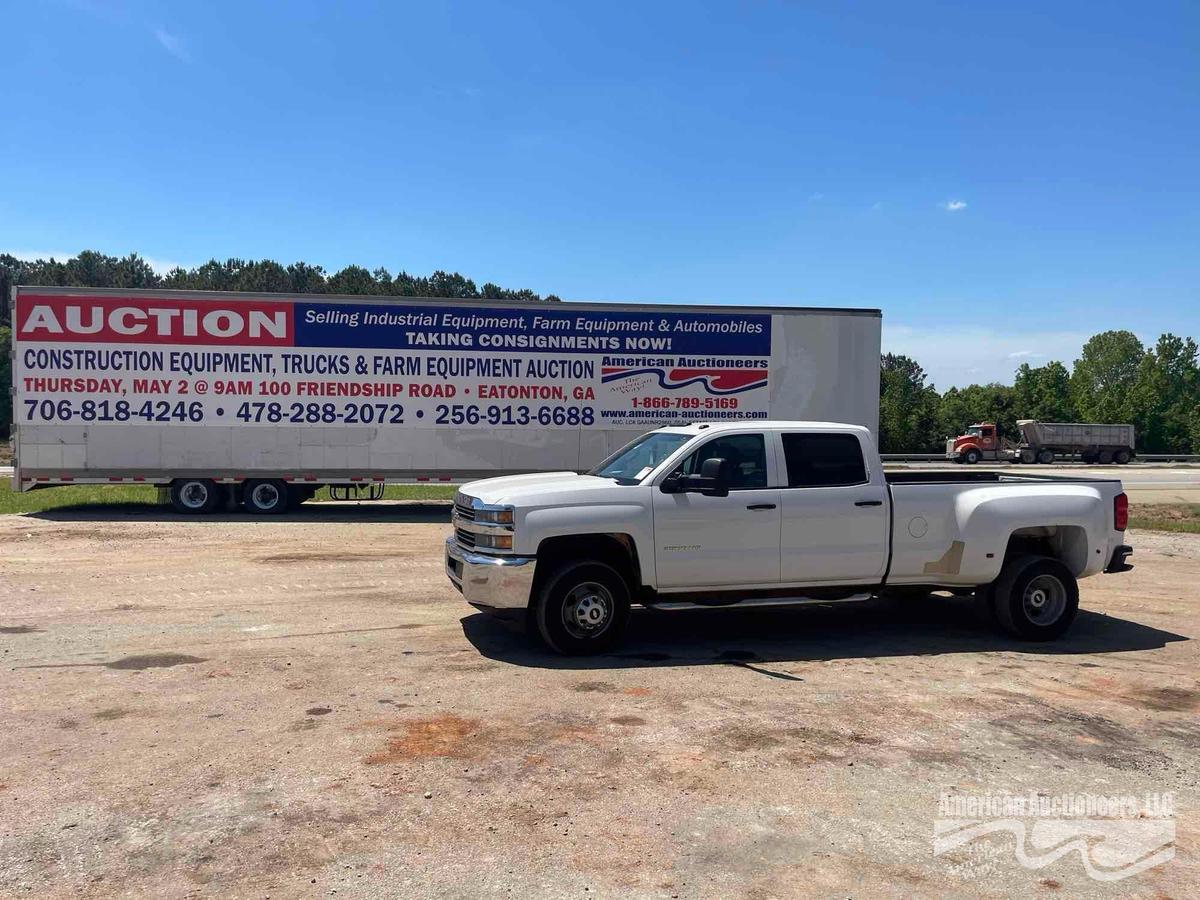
[854,500,883,507]
[746,503,777,510]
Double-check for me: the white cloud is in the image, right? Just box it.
[154,27,190,62]
[7,250,77,263]
[883,323,1092,389]
[6,250,189,275]
[940,199,968,212]
[142,256,189,274]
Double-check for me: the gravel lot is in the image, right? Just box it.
[1,505,1197,898]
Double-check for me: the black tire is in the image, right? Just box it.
[169,478,220,515]
[1098,449,1114,465]
[1114,449,1131,465]
[963,449,981,465]
[991,555,1078,641]
[1080,450,1097,464]
[533,560,631,655]
[1036,449,1055,465]
[1019,449,1036,465]
[242,479,290,515]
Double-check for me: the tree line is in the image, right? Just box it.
[2,251,1197,452]
[879,329,1200,453]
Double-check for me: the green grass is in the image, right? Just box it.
[1129,503,1200,534]
[0,481,454,514]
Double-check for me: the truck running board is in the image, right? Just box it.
[649,593,873,611]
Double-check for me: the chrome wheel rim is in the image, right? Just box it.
[252,483,282,510]
[179,482,209,509]
[561,581,613,639]
[1023,574,1067,624]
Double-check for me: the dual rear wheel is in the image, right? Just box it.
[988,555,1079,641]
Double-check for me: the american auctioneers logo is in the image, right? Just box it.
[934,791,1175,882]
[601,365,768,396]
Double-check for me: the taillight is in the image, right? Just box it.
[1114,492,1128,531]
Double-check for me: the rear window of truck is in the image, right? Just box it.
[782,433,867,487]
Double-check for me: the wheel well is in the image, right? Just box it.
[534,534,641,592]
[1003,525,1089,576]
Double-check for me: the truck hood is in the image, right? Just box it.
[459,472,623,506]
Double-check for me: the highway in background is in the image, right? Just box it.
[885,461,1200,502]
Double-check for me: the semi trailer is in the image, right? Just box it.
[946,420,1136,465]
[9,286,881,513]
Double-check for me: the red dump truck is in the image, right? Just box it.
[946,420,1136,465]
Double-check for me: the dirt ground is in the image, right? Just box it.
[1,505,1197,898]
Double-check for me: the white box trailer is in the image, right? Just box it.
[9,286,881,513]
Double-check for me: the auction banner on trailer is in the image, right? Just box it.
[14,294,772,429]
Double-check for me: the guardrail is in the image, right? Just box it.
[881,453,1200,463]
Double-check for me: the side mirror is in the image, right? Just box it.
[676,457,729,497]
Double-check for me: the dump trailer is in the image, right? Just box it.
[9,286,881,513]
[1008,420,1136,465]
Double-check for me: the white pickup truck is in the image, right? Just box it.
[445,421,1133,654]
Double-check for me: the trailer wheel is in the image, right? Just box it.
[991,555,1078,641]
[1036,449,1055,465]
[243,479,290,515]
[1080,450,1097,463]
[533,560,631,655]
[1098,449,1114,465]
[963,448,981,465]
[169,479,220,514]
[1114,449,1131,465]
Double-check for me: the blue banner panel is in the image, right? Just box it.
[293,303,771,356]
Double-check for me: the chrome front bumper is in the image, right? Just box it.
[445,536,537,610]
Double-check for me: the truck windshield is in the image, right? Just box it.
[587,432,692,485]
[967,427,984,437]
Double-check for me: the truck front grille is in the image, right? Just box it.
[455,528,477,549]
[453,498,476,521]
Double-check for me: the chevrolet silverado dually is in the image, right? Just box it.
[446,421,1133,654]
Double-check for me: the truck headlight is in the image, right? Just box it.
[475,507,514,526]
[473,532,514,551]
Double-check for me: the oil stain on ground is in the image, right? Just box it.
[106,653,207,670]
[17,653,208,671]
[1128,686,1200,712]
[0,625,42,634]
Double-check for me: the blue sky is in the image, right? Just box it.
[3,0,1197,387]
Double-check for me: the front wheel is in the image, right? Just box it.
[963,449,981,465]
[991,556,1079,641]
[534,561,631,655]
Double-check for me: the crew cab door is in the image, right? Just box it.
[777,431,888,583]
[652,432,781,588]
